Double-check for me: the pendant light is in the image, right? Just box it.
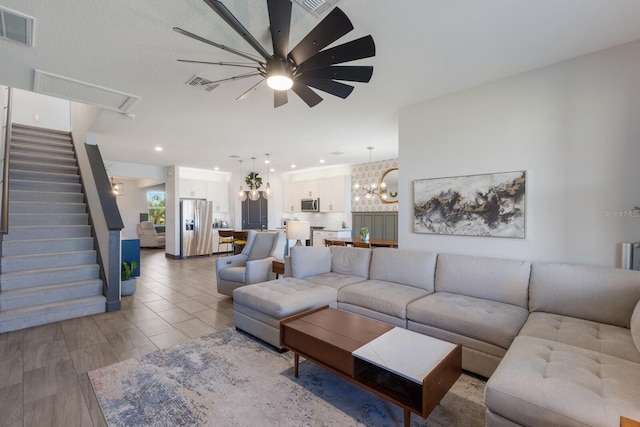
[353,146,384,202]
[262,153,273,199]
[237,160,247,202]
[248,157,261,201]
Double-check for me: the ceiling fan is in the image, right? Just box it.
[173,0,376,108]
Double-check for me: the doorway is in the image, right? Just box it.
[241,192,268,230]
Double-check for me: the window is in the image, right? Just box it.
[148,192,166,224]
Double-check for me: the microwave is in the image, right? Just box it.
[301,198,320,212]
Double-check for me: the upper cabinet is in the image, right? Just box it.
[206,180,229,213]
[319,175,351,212]
[283,175,351,213]
[179,179,206,199]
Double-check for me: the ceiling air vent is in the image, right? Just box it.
[0,6,34,47]
[185,74,219,92]
[292,0,341,17]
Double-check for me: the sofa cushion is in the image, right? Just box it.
[632,299,640,353]
[369,248,437,292]
[290,246,331,279]
[485,335,640,426]
[338,280,429,320]
[303,272,366,290]
[519,312,640,364]
[435,253,531,308]
[330,246,371,279]
[529,262,640,328]
[232,278,337,319]
[407,292,528,350]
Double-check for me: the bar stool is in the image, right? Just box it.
[232,230,248,254]
[353,241,372,248]
[217,229,234,257]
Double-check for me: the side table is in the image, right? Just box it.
[272,260,285,278]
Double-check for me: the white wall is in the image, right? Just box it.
[399,40,640,268]
[12,89,71,131]
[115,179,164,239]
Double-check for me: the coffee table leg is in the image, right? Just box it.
[294,353,299,378]
[404,408,410,427]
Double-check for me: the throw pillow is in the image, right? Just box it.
[632,298,640,353]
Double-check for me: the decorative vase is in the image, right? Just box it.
[361,233,369,242]
[121,278,137,296]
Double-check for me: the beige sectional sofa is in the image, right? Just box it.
[232,245,640,426]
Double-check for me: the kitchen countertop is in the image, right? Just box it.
[314,229,351,232]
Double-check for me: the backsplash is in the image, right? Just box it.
[351,158,399,212]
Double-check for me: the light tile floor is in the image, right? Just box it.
[0,249,234,427]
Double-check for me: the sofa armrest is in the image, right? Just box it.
[216,254,247,272]
[245,257,276,285]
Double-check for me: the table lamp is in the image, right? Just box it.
[286,221,310,246]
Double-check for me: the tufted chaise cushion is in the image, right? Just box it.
[520,312,640,363]
[486,335,640,426]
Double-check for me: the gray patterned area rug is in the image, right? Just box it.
[89,329,486,426]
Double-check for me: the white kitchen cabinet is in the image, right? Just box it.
[283,181,298,213]
[179,179,206,199]
[206,181,229,213]
[296,179,319,199]
[319,175,351,212]
[312,229,351,247]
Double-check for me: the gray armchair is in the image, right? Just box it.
[216,230,286,297]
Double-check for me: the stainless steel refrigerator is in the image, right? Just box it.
[180,199,213,258]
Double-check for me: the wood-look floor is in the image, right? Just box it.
[0,249,234,427]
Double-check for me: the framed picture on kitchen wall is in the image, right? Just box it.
[413,171,526,238]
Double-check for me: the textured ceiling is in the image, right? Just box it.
[2,0,640,175]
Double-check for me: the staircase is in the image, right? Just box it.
[0,124,106,333]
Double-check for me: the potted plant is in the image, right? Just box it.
[359,227,370,242]
[121,260,138,296]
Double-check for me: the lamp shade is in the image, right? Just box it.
[286,221,310,244]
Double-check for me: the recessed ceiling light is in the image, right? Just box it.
[319,159,325,163]
[154,146,163,152]
[291,164,296,168]
[214,166,219,170]
[269,168,275,172]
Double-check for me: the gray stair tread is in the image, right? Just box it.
[2,249,96,260]
[0,279,103,297]
[0,295,105,319]
[0,262,99,278]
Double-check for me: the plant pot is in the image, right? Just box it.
[360,233,369,242]
[121,278,137,296]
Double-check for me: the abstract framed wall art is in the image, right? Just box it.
[413,171,526,238]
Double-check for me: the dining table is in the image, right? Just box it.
[330,237,399,248]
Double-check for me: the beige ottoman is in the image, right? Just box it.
[233,278,338,349]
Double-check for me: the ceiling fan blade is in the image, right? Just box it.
[203,0,272,60]
[288,7,353,65]
[237,79,265,100]
[291,82,323,108]
[267,0,292,59]
[274,90,288,108]
[177,59,261,70]
[208,72,263,85]
[297,35,376,74]
[299,66,373,83]
[173,27,263,63]
[295,77,354,99]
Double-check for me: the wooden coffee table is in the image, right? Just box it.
[280,306,462,427]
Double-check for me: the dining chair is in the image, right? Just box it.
[330,240,346,246]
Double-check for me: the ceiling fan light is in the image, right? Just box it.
[266,74,293,91]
